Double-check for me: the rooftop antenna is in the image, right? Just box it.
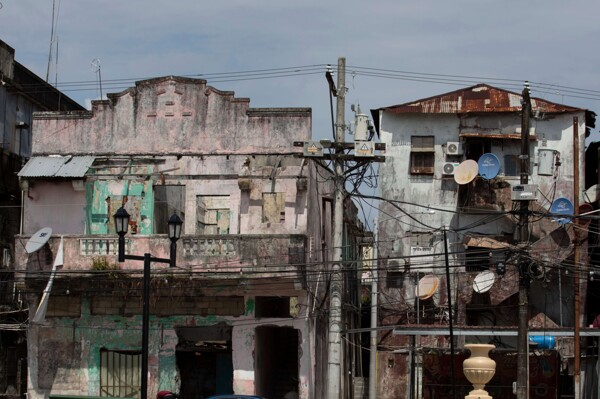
[45,0,57,82]
[91,58,103,100]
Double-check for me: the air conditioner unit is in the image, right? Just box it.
[446,141,463,155]
[442,162,460,175]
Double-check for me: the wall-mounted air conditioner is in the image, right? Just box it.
[446,141,463,155]
[442,162,460,175]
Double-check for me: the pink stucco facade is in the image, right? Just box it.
[19,76,336,399]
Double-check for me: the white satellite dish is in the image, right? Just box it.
[454,160,479,185]
[416,274,440,300]
[25,227,53,254]
[473,270,495,293]
[584,184,599,204]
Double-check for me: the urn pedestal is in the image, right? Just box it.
[463,344,496,399]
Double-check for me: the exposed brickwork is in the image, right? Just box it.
[90,295,244,317]
[47,295,81,317]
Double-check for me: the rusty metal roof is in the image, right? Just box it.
[375,84,582,114]
[18,156,95,178]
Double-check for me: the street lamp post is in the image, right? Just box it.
[114,207,183,399]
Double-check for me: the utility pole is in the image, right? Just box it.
[327,56,345,399]
[295,58,385,398]
[368,223,378,399]
[573,116,581,399]
[517,82,532,399]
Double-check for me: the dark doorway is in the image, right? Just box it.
[255,326,299,399]
[176,325,233,399]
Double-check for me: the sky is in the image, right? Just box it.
[1,0,599,145]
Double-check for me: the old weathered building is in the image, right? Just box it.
[371,84,596,398]
[15,76,365,399]
[0,39,83,398]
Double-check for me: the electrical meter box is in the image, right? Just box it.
[511,184,538,201]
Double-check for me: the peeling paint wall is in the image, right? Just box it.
[27,293,313,399]
[32,77,310,156]
[23,181,86,234]
[23,77,329,399]
[376,108,587,398]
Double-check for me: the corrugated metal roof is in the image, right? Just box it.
[375,84,582,114]
[18,156,95,178]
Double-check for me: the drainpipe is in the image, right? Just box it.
[368,225,378,399]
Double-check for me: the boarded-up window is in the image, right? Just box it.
[410,136,435,175]
[262,192,286,223]
[154,185,186,234]
[100,349,141,399]
[196,195,231,234]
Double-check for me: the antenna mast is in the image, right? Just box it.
[46,0,57,82]
[91,58,103,99]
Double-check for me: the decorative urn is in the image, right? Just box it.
[463,344,496,399]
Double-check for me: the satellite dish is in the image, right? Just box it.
[584,184,599,203]
[454,160,479,185]
[550,198,574,225]
[477,153,501,180]
[415,274,440,300]
[473,270,495,293]
[25,227,53,253]
[578,203,594,226]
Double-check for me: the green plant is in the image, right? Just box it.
[91,256,119,271]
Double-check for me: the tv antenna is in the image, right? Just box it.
[91,58,103,100]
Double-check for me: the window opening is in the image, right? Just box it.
[100,349,141,399]
[410,136,435,175]
[465,247,490,272]
[154,185,185,234]
[196,195,231,234]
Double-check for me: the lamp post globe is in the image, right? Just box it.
[113,207,130,262]
[168,213,183,268]
[113,207,130,235]
[168,213,183,242]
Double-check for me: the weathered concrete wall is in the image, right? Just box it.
[376,108,587,397]
[27,293,313,399]
[378,110,586,268]
[22,153,309,237]
[32,77,311,156]
[23,181,86,234]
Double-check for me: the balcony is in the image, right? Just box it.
[15,234,307,285]
[458,177,513,212]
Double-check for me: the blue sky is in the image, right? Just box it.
[2,0,599,227]
[1,1,599,143]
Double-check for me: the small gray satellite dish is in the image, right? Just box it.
[473,270,495,293]
[25,227,53,254]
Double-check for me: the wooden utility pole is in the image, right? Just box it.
[327,56,345,399]
[517,82,532,399]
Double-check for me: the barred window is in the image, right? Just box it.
[410,136,435,175]
[100,349,141,398]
